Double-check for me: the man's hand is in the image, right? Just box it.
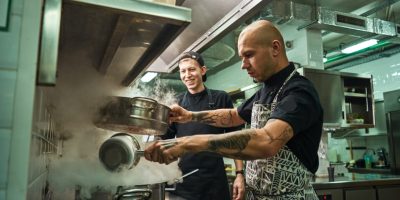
[232,173,245,200]
[169,104,192,123]
[144,138,187,164]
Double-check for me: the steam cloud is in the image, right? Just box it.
[46,52,180,199]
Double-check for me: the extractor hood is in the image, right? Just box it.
[40,0,191,86]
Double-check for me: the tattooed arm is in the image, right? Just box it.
[204,119,294,159]
[144,118,294,163]
[169,104,245,127]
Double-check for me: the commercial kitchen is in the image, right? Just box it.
[1,0,400,199]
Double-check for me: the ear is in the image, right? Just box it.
[201,66,207,76]
[271,40,282,56]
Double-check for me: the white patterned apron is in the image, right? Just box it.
[246,70,318,200]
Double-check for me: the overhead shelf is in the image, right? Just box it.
[344,92,369,98]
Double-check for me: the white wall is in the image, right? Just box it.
[0,0,42,199]
[206,61,254,92]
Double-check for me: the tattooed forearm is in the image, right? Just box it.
[192,111,209,122]
[208,129,253,153]
[261,125,293,144]
[192,109,234,127]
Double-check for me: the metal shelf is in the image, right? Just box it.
[344,92,368,98]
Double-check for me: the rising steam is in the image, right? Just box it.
[47,52,180,199]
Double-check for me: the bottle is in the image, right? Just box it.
[364,154,372,169]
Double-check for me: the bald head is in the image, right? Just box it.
[237,20,289,81]
[239,20,285,51]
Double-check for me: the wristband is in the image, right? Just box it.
[235,170,244,176]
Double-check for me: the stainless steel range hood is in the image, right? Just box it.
[146,0,244,73]
[44,0,191,86]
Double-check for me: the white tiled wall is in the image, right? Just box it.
[206,61,254,92]
[0,129,11,190]
[0,15,21,69]
[0,1,20,198]
[0,0,42,199]
[0,71,16,127]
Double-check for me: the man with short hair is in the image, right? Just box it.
[162,51,245,200]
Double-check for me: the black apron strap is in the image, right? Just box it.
[181,91,189,108]
[206,88,215,109]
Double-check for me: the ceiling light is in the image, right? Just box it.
[140,72,157,82]
[341,39,378,54]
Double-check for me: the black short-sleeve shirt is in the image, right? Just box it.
[162,88,242,200]
[237,62,323,173]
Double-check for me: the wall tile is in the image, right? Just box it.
[11,0,24,15]
[0,15,21,69]
[0,71,16,128]
[207,61,254,92]
[0,129,11,189]
[0,189,5,200]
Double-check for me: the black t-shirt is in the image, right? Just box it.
[237,62,323,173]
[162,88,241,200]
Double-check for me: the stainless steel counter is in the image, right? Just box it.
[312,173,400,190]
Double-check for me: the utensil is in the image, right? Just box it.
[165,169,199,193]
[99,133,144,171]
[114,185,152,200]
[95,96,171,135]
[173,169,199,183]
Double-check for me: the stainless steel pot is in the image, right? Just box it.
[114,185,153,200]
[95,97,171,135]
[99,133,144,171]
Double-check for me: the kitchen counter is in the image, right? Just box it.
[312,173,400,190]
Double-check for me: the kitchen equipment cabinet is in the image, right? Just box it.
[345,187,376,200]
[376,185,400,200]
[298,68,344,127]
[384,89,400,174]
[350,100,387,137]
[341,73,374,128]
[298,68,374,132]
[315,189,343,200]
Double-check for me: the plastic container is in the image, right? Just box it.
[364,154,373,169]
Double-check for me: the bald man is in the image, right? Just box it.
[145,20,323,200]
